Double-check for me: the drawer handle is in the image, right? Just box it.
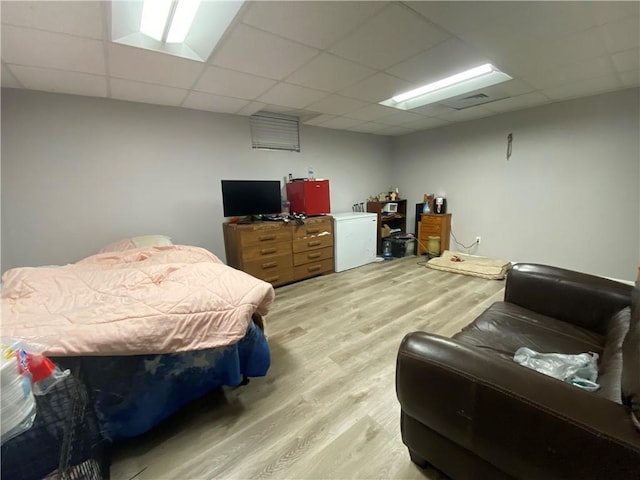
[264,275,280,283]
[307,264,322,272]
[308,240,321,247]
[258,235,276,242]
[307,252,322,259]
[261,261,278,269]
[306,228,320,234]
[260,247,277,255]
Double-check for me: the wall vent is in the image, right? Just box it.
[439,88,509,110]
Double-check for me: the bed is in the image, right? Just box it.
[1,238,274,442]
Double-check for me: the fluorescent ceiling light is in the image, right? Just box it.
[112,1,244,63]
[380,64,512,111]
[140,0,202,44]
[167,0,202,43]
[140,0,172,42]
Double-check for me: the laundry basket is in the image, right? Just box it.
[1,366,108,480]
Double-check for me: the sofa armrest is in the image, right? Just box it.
[505,263,633,334]
[396,332,640,480]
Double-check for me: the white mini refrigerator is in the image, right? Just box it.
[332,212,378,272]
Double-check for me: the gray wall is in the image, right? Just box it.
[3,88,639,282]
[1,88,392,270]
[393,88,640,282]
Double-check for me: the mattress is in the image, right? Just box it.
[427,250,511,280]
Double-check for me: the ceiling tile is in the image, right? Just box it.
[510,2,594,42]
[329,3,451,70]
[400,116,451,131]
[109,44,205,89]
[303,114,338,126]
[539,29,609,68]
[481,92,551,113]
[405,1,523,35]
[236,101,267,116]
[182,91,249,114]
[374,125,415,136]
[1,25,105,74]
[317,116,367,130]
[619,69,639,87]
[410,102,453,117]
[194,66,276,99]
[285,53,375,93]
[524,56,614,90]
[241,1,387,49]
[377,111,425,126]
[387,37,490,84]
[339,72,414,103]
[611,49,640,73]
[210,24,319,80]
[345,122,387,133]
[9,64,107,97]
[306,94,368,115]
[542,74,623,100]
[587,1,640,26]
[257,83,328,109]
[110,79,188,107]
[1,64,22,88]
[599,16,640,54]
[435,105,494,122]
[1,1,103,40]
[345,104,398,121]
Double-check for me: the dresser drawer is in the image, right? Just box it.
[421,215,442,226]
[420,223,442,236]
[292,217,333,239]
[293,258,334,280]
[293,246,333,266]
[239,227,291,248]
[241,241,292,262]
[292,233,333,253]
[244,254,293,282]
[255,269,294,287]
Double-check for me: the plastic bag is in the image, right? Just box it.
[2,340,70,396]
[513,347,600,391]
[1,352,37,445]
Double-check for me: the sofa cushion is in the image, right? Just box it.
[621,285,640,430]
[596,307,631,403]
[453,302,605,361]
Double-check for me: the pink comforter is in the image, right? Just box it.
[1,246,275,356]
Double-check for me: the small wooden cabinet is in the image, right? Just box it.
[223,216,334,287]
[418,213,452,255]
[367,199,407,255]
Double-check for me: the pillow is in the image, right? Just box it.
[98,238,136,253]
[597,307,630,403]
[131,235,173,248]
[98,235,173,253]
[621,285,640,431]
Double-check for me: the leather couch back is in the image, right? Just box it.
[505,264,633,335]
[622,285,640,429]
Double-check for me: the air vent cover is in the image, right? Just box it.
[440,88,509,110]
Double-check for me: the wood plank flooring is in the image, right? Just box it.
[109,256,506,480]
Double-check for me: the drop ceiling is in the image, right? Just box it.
[1,1,638,136]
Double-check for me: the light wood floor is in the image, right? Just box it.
[110,256,506,480]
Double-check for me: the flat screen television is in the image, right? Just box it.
[221,180,282,217]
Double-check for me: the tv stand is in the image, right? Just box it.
[223,216,334,287]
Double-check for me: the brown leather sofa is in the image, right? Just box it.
[396,263,639,480]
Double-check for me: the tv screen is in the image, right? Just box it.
[221,180,282,217]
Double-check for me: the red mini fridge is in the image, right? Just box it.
[286,180,330,216]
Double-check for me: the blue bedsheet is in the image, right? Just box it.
[56,319,270,442]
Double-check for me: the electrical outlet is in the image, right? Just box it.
[476,236,481,245]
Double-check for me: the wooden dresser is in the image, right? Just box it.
[418,213,452,255]
[223,216,334,287]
